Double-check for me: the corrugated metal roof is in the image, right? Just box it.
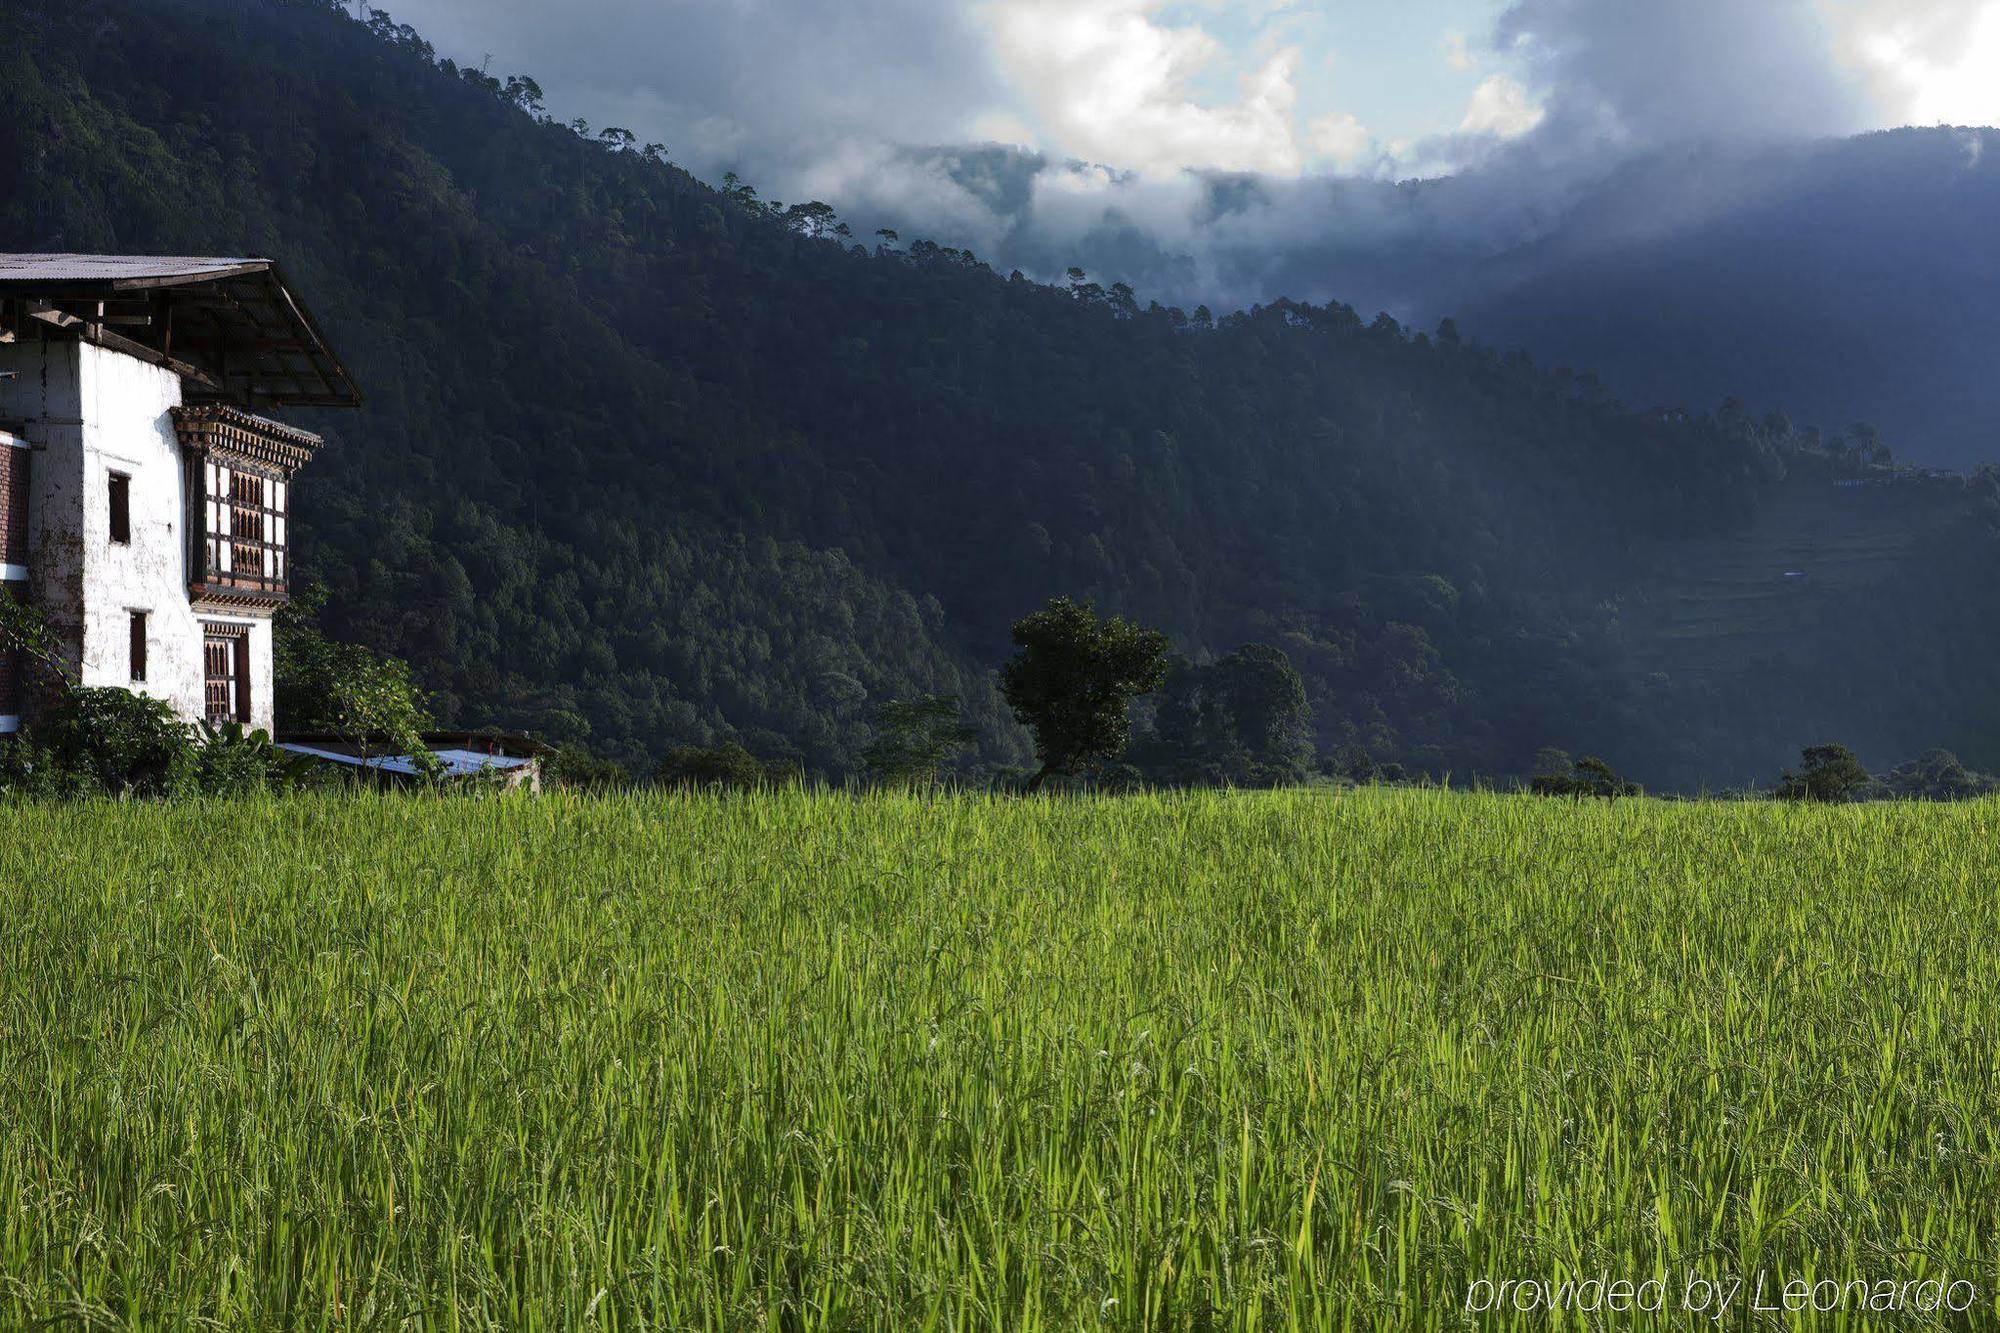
[278,743,539,778]
[0,254,266,284]
[0,253,357,406]
[280,730,555,757]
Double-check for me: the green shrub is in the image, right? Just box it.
[0,735,87,799]
[655,743,795,792]
[547,743,634,790]
[193,722,324,795]
[39,687,197,797]
[0,692,314,800]
[1877,749,1999,801]
[1531,753,1641,799]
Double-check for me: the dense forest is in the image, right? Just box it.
[4,0,2000,788]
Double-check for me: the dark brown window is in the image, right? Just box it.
[129,611,147,683]
[199,460,288,595]
[108,472,131,545]
[203,624,251,724]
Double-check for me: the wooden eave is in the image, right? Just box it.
[106,261,271,291]
[0,258,360,409]
[189,583,289,613]
[172,404,323,476]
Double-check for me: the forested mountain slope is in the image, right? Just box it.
[845,130,2000,475]
[1460,130,2000,474]
[4,0,1998,787]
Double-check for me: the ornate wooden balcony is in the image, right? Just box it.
[172,405,321,610]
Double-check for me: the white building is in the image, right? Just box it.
[0,255,358,735]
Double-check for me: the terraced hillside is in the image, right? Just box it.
[1628,473,1962,677]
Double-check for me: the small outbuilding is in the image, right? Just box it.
[276,731,552,791]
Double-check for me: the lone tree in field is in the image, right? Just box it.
[863,694,977,788]
[1777,744,1873,803]
[1001,597,1169,793]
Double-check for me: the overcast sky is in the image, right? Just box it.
[373,0,2000,307]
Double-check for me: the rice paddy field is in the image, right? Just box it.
[3,789,1999,1329]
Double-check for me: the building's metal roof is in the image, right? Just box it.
[280,730,556,758]
[278,743,539,778]
[0,254,359,409]
[0,254,269,286]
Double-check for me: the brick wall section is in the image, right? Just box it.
[0,441,26,570]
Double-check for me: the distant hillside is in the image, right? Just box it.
[4,0,2000,787]
[864,130,2000,475]
[1459,130,2000,473]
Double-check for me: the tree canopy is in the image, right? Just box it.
[1778,745,1874,803]
[1001,599,1169,792]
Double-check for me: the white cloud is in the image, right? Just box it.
[979,0,1310,176]
[1308,112,1375,168]
[1854,1,2000,127]
[1459,74,1544,138]
[1495,0,1998,151]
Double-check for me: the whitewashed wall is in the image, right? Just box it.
[0,336,278,733]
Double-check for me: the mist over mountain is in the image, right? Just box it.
[793,126,2000,471]
[1461,129,2000,471]
[5,0,2000,789]
[374,0,2000,468]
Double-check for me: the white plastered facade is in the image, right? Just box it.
[0,336,276,732]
